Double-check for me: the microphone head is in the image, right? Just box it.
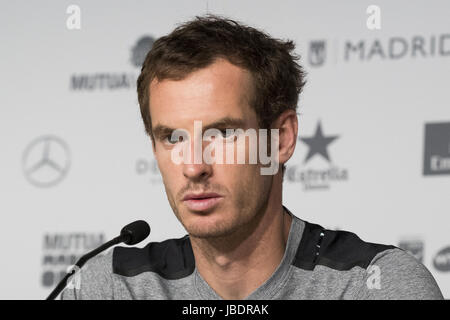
[120,220,151,245]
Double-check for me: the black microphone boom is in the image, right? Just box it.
[46,220,150,300]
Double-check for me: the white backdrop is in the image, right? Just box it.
[0,0,448,299]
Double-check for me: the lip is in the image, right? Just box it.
[183,192,221,201]
[182,193,223,212]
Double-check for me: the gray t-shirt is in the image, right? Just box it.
[61,206,444,300]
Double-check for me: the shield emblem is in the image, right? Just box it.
[309,41,326,67]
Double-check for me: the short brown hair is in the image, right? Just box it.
[137,14,306,174]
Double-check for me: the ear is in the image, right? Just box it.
[272,109,298,168]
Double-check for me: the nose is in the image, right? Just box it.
[182,136,213,181]
[183,162,212,181]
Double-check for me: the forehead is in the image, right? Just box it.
[148,58,256,128]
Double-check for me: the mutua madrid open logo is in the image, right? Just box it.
[70,35,155,91]
[286,121,348,190]
[308,34,450,67]
[41,232,105,289]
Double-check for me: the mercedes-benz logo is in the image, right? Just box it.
[22,136,71,188]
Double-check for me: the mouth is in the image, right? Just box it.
[182,193,223,212]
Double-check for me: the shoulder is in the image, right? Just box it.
[112,235,195,280]
[358,247,444,299]
[61,235,195,299]
[292,220,443,299]
[293,220,397,271]
[61,250,114,300]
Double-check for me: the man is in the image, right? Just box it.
[61,15,443,300]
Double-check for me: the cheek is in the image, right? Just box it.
[154,144,175,167]
[230,166,267,211]
[160,166,181,208]
[221,163,259,195]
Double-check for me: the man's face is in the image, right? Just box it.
[149,58,273,239]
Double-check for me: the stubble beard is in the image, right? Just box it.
[167,173,273,243]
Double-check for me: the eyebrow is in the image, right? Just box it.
[152,117,247,140]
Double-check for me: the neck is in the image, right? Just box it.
[190,188,292,299]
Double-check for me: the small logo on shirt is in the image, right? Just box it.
[366,265,381,290]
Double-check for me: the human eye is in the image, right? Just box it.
[219,128,236,140]
[163,131,185,145]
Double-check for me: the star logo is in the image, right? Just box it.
[300,121,339,164]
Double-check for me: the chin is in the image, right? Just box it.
[187,228,237,239]
[182,213,238,239]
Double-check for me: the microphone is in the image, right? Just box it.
[46,220,151,300]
